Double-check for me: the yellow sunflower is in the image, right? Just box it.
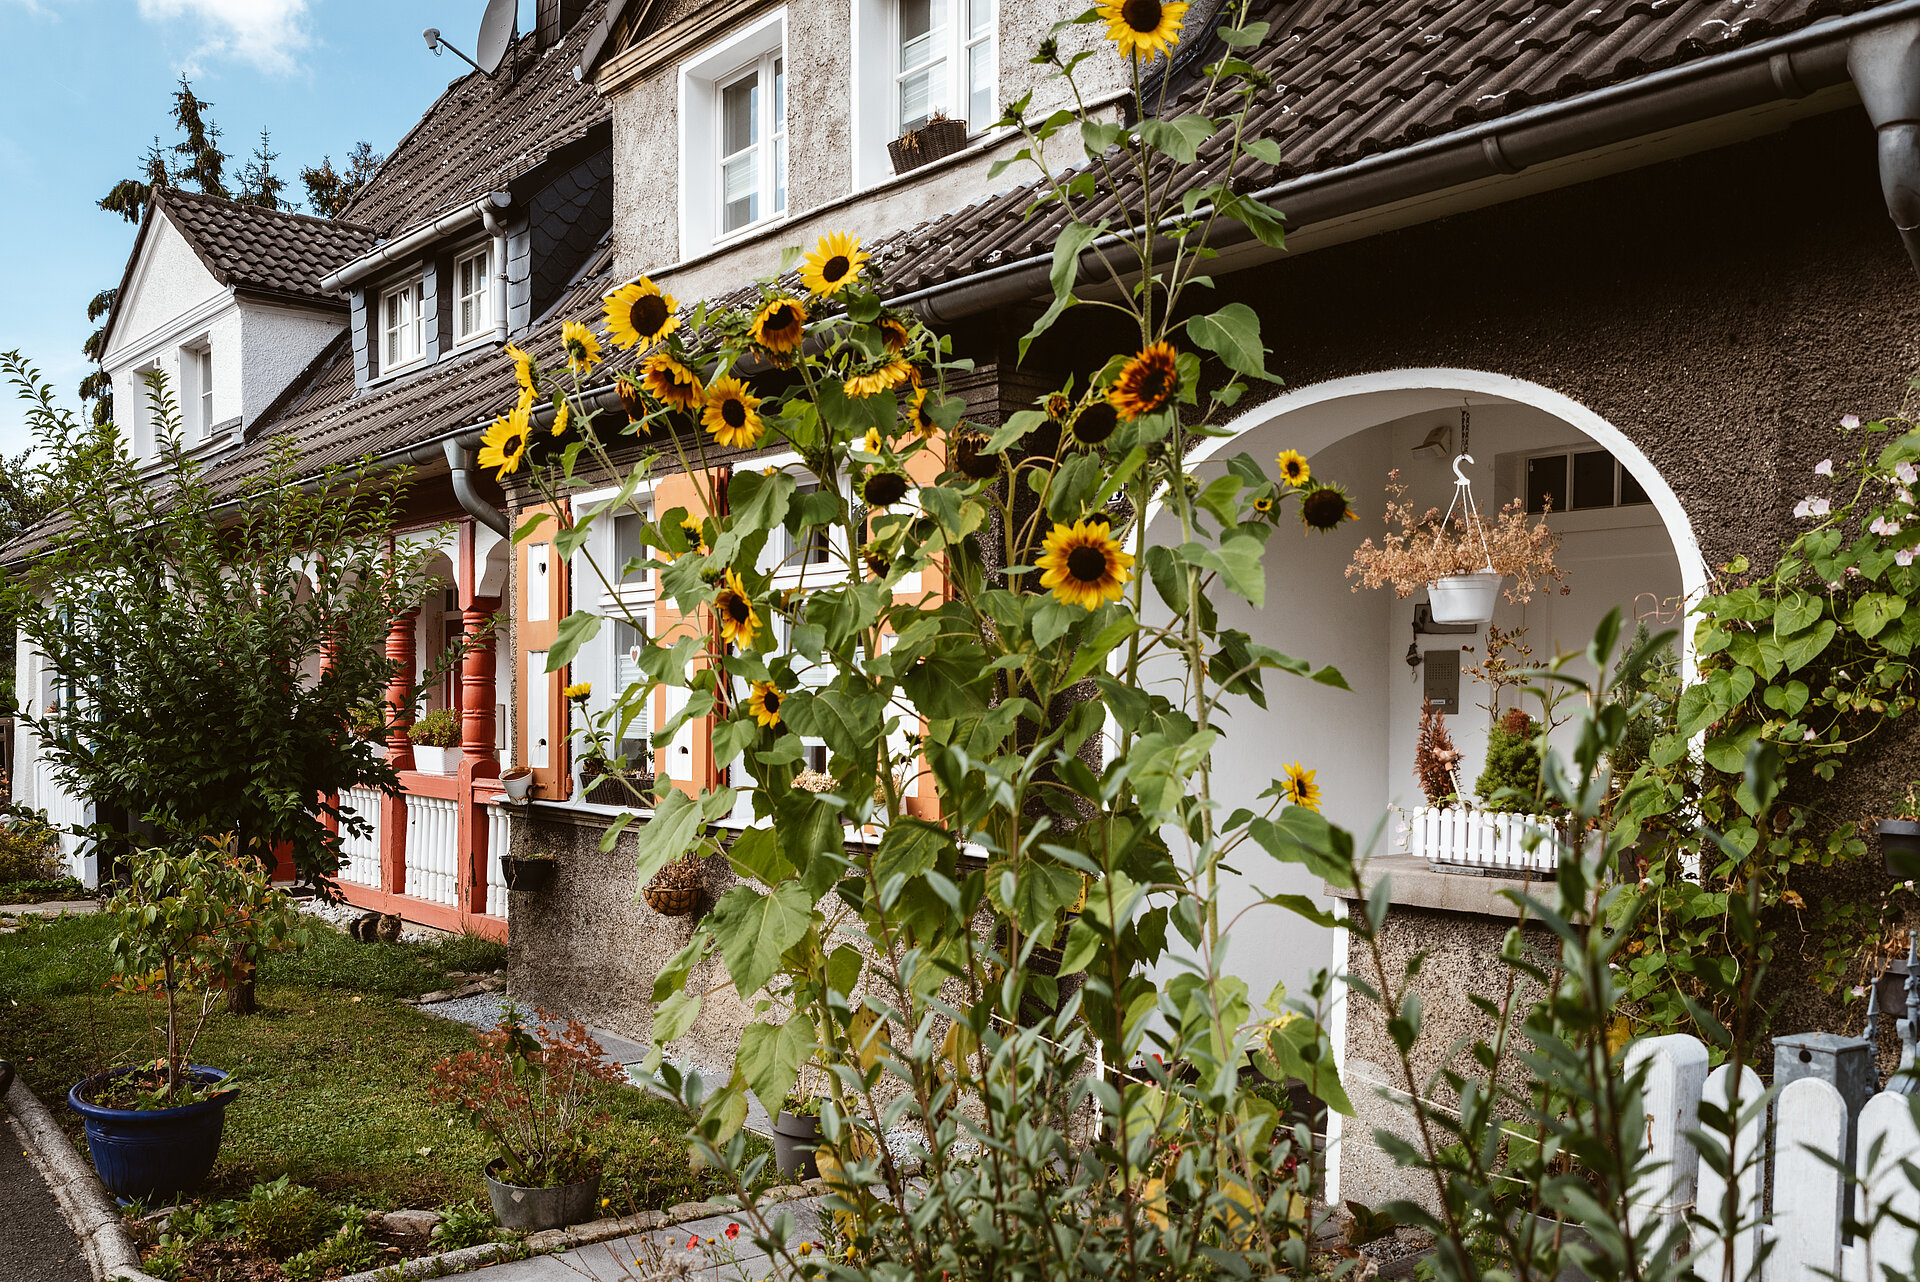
[861,428,886,455]
[1253,495,1275,517]
[845,357,915,399]
[550,395,572,437]
[751,296,808,355]
[561,321,602,375]
[701,377,765,449]
[1107,341,1181,421]
[1276,449,1311,487]
[905,385,938,439]
[604,278,679,350]
[563,681,592,702]
[1037,517,1134,610]
[800,231,868,297]
[1300,481,1357,533]
[1098,0,1190,59]
[506,343,537,412]
[877,315,912,354]
[1281,761,1321,812]
[679,515,708,557]
[747,681,783,728]
[477,402,532,479]
[640,350,705,413]
[713,570,762,649]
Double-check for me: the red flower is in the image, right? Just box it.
[725,1223,740,1240]
[687,1235,699,1250]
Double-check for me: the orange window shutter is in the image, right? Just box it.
[649,469,716,798]
[515,500,572,800]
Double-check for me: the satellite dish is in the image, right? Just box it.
[475,0,517,75]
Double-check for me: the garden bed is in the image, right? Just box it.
[0,912,760,1278]
[0,876,90,905]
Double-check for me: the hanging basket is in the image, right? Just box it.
[1427,571,1503,626]
[642,884,701,916]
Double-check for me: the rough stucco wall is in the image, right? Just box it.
[788,0,851,216]
[235,302,344,428]
[612,73,681,278]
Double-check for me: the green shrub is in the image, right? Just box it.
[430,1200,497,1251]
[0,811,58,883]
[1476,708,1544,812]
[410,708,459,747]
[233,1177,333,1259]
[281,1220,381,1281]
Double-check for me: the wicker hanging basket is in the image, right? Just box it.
[643,854,704,917]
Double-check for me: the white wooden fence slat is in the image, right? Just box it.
[1770,1077,1847,1282]
[1627,1034,1711,1242]
[1696,1062,1766,1282]
[1860,1091,1920,1282]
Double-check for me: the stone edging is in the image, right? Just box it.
[330,1180,830,1282]
[1,1075,165,1282]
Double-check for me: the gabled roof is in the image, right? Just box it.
[341,3,612,238]
[99,189,379,352]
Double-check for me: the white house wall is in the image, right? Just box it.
[235,300,347,428]
[102,213,224,370]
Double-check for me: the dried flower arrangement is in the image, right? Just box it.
[1414,698,1462,805]
[1346,470,1567,603]
[643,852,704,916]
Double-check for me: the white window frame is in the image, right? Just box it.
[570,484,660,788]
[678,10,788,259]
[125,361,159,459]
[452,245,495,346]
[380,276,426,373]
[179,342,214,440]
[851,0,995,189]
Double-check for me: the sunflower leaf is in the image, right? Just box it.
[1187,303,1277,383]
[1021,221,1105,361]
[547,610,603,670]
[736,1013,816,1116]
[708,881,815,998]
[1138,116,1215,165]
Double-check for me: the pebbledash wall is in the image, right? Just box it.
[499,106,1920,1145]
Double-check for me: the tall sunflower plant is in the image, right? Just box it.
[487,7,1368,1280]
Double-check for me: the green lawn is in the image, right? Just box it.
[0,912,758,1211]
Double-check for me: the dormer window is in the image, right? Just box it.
[382,277,426,372]
[679,10,787,258]
[454,247,493,343]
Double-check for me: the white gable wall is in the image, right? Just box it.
[236,300,346,427]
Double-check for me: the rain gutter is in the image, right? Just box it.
[895,0,1920,325]
[317,192,513,294]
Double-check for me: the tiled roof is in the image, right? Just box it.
[155,189,379,304]
[341,4,612,237]
[863,0,1892,296]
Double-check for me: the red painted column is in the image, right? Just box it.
[457,599,501,917]
[380,609,418,898]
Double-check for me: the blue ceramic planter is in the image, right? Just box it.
[67,1066,235,1201]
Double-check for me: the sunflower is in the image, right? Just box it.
[1037,517,1134,610]
[701,377,765,448]
[604,278,679,350]
[846,357,915,399]
[953,431,1000,480]
[1281,761,1321,812]
[564,681,593,702]
[860,469,911,509]
[1253,495,1275,517]
[680,515,708,556]
[1072,401,1119,445]
[861,428,886,456]
[1107,342,1181,421]
[1300,482,1357,533]
[747,680,783,728]
[550,395,572,438]
[905,386,938,439]
[477,402,532,479]
[506,343,537,414]
[713,570,761,648]
[640,350,705,413]
[561,321,602,375]
[1098,0,1190,59]
[861,544,893,579]
[1276,449,1311,487]
[877,315,912,354]
[800,230,868,297]
[751,295,808,355]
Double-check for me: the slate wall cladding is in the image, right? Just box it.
[527,150,617,320]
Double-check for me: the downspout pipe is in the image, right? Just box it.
[1848,19,1920,273]
[318,192,513,294]
[897,0,1920,325]
[443,437,514,538]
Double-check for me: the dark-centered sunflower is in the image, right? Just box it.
[1037,517,1134,610]
[640,350,705,413]
[561,321,603,375]
[477,402,532,480]
[845,357,915,399]
[953,430,1001,480]
[860,469,911,509]
[752,295,808,355]
[1107,342,1181,421]
[1281,761,1322,812]
[1276,449,1311,487]
[1300,481,1357,533]
[861,543,894,579]
[747,680,782,728]
[604,278,679,350]
[1097,0,1190,59]
[800,230,868,297]
[713,570,762,649]
[905,386,938,439]
[1252,495,1276,518]
[701,377,765,449]
[877,315,911,354]
[1072,400,1119,445]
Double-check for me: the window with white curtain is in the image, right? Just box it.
[896,0,994,133]
[718,52,787,236]
[381,277,426,372]
[454,246,492,342]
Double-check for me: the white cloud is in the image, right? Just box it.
[135,0,312,75]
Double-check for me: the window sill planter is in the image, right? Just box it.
[484,1159,601,1231]
[412,744,455,775]
[1410,805,1558,873]
[67,1066,236,1202]
[888,118,970,174]
[771,1110,820,1179]
[1425,571,1502,626]
[500,855,557,892]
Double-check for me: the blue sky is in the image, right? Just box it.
[0,0,542,455]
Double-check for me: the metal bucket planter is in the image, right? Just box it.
[1881,819,1920,876]
[68,1066,236,1202]
[772,1110,820,1179]
[485,1160,602,1231]
[1426,571,1502,625]
[501,856,556,892]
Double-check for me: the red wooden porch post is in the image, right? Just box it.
[380,609,418,898]
[456,598,501,917]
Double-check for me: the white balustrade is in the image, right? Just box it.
[485,801,512,918]
[337,786,383,887]
[1409,805,1559,872]
[403,793,461,907]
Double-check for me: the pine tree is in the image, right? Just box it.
[168,76,229,199]
[300,141,383,219]
[236,128,288,211]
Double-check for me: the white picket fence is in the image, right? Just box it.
[337,786,382,887]
[403,793,461,906]
[1630,1032,1920,1282]
[1410,805,1559,871]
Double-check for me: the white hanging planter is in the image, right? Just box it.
[1426,570,1503,626]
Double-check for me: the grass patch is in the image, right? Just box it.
[0,913,758,1211]
[0,876,90,905]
